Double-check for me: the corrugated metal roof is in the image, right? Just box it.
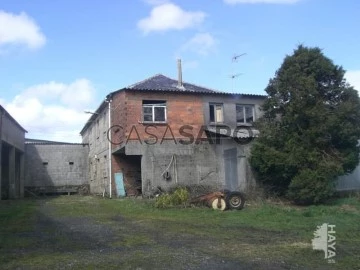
[25,138,87,146]
[109,74,266,98]
[127,74,219,93]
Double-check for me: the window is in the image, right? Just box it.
[142,100,167,123]
[209,103,224,123]
[236,105,255,124]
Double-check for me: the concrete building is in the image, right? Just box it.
[337,167,360,191]
[24,140,89,195]
[80,102,110,195]
[0,105,27,200]
[202,94,263,192]
[81,71,266,197]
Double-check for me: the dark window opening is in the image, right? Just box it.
[236,104,255,124]
[209,103,224,123]
[142,100,167,123]
[69,162,74,165]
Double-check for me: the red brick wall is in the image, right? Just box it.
[110,91,127,145]
[124,91,206,142]
[112,154,141,196]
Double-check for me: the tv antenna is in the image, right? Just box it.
[232,53,246,62]
[230,73,243,79]
[230,53,246,91]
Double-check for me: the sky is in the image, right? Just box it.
[1,0,360,142]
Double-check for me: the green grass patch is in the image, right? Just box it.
[0,195,359,269]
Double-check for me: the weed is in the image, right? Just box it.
[155,187,190,208]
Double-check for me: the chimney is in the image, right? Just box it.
[177,59,183,88]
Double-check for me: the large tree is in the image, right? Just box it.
[250,45,360,204]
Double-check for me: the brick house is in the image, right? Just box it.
[81,68,266,197]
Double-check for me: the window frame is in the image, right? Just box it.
[209,103,224,124]
[236,104,255,124]
[142,101,167,123]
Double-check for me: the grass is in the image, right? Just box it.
[0,194,359,269]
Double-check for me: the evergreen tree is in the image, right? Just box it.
[250,45,360,204]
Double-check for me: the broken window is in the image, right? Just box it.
[236,104,255,124]
[142,100,167,123]
[209,103,224,123]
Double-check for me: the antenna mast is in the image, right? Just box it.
[230,53,246,91]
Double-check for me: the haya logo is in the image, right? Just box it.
[312,223,336,263]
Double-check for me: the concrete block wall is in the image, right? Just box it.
[82,105,110,195]
[124,140,220,196]
[1,112,25,152]
[25,144,89,192]
[202,95,264,127]
[214,138,257,192]
[0,108,26,200]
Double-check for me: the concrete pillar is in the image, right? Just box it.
[9,146,15,199]
[20,153,24,198]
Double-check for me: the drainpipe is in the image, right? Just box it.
[106,98,112,199]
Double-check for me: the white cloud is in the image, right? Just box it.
[21,79,95,110]
[345,70,360,92]
[3,79,96,143]
[138,3,206,34]
[181,33,216,56]
[0,10,46,49]
[224,0,300,4]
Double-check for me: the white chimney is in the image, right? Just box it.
[177,59,183,88]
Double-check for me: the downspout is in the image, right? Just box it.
[107,98,112,199]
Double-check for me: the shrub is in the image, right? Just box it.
[155,187,190,208]
[287,169,335,205]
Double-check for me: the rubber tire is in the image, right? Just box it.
[226,191,245,210]
[211,198,227,211]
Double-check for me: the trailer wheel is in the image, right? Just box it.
[211,198,227,211]
[226,192,245,210]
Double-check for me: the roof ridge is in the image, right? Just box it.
[127,73,168,89]
[130,73,222,93]
[166,75,222,93]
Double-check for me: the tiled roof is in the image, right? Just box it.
[126,74,220,93]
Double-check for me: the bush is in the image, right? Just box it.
[155,187,190,208]
[287,169,335,205]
